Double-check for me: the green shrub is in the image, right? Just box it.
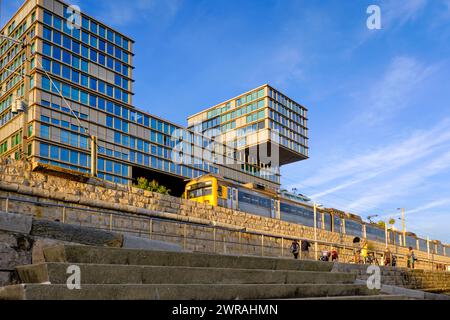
[135,177,171,195]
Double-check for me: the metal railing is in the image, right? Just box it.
[1,194,449,271]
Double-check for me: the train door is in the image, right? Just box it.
[227,187,238,210]
[271,199,279,219]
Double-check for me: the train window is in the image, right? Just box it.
[418,238,428,252]
[333,216,342,233]
[345,220,363,237]
[280,203,314,227]
[238,192,271,208]
[187,187,212,199]
[366,225,385,242]
[437,244,444,256]
[405,236,417,249]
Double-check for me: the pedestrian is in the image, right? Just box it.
[301,239,311,260]
[384,247,392,266]
[361,240,368,264]
[407,246,417,269]
[331,248,339,262]
[290,239,300,259]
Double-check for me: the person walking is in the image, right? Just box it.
[301,239,311,260]
[384,247,392,266]
[407,246,417,269]
[290,239,300,259]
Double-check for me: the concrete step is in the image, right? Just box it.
[43,245,334,272]
[292,295,416,300]
[0,283,379,300]
[16,263,356,285]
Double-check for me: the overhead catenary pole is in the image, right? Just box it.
[313,202,318,260]
[401,208,406,246]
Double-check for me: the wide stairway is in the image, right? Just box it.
[0,245,402,300]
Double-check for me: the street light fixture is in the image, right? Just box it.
[313,201,323,260]
[397,208,406,246]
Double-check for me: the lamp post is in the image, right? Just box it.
[397,208,406,246]
[313,202,323,260]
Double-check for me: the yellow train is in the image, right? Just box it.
[184,175,449,257]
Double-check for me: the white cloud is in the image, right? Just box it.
[355,56,435,126]
[347,149,450,211]
[92,0,183,27]
[382,0,428,27]
[303,118,450,188]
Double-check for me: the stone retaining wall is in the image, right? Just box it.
[1,160,449,270]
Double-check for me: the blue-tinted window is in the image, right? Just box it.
[40,143,49,158]
[81,60,89,72]
[82,16,89,29]
[70,150,78,165]
[106,115,113,128]
[71,71,80,83]
[91,21,98,34]
[90,78,97,90]
[60,148,68,162]
[40,124,50,139]
[72,41,80,54]
[98,53,105,65]
[82,31,89,44]
[80,91,88,104]
[89,95,97,107]
[53,31,61,45]
[50,145,59,159]
[53,16,62,30]
[52,61,61,75]
[43,27,52,41]
[81,74,88,86]
[62,50,71,64]
[82,45,89,58]
[71,88,79,101]
[79,153,88,167]
[61,130,69,144]
[107,56,113,69]
[72,56,80,69]
[73,28,80,40]
[90,50,97,62]
[43,11,52,25]
[98,98,105,110]
[62,65,71,79]
[107,85,113,97]
[62,83,71,97]
[63,35,71,49]
[53,46,61,60]
[99,26,106,38]
[98,81,105,93]
[42,77,51,91]
[43,42,52,56]
[42,57,51,72]
[106,160,113,173]
[91,35,98,48]
[99,39,105,51]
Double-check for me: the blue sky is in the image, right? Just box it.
[3,0,450,243]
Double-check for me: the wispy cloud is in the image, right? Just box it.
[84,0,184,27]
[347,149,450,211]
[304,118,450,189]
[402,199,450,216]
[354,56,435,126]
[382,0,428,27]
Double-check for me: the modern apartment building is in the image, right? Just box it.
[0,0,309,195]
